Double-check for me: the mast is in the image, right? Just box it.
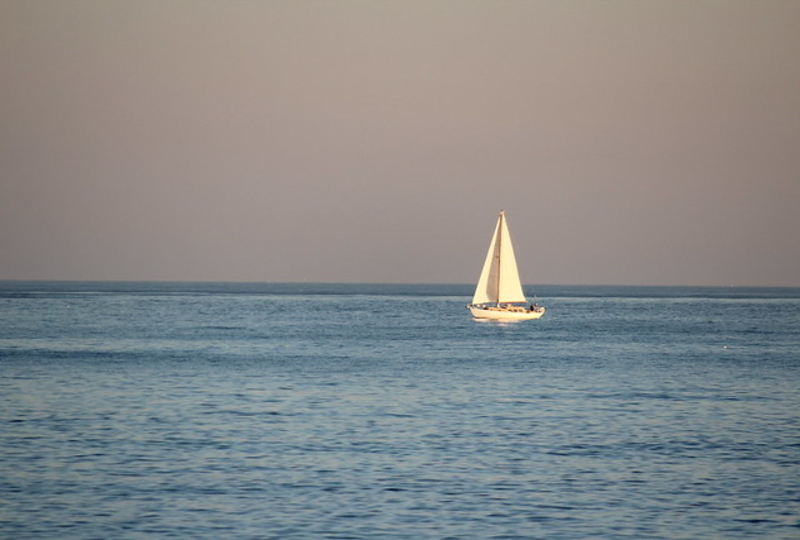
[496,210,503,306]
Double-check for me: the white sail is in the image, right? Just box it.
[471,211,527,305]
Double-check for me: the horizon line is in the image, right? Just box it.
[1,279,798,289]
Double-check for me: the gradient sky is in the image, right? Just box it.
[2,0,799,286]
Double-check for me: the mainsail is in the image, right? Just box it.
[471,211,527,305]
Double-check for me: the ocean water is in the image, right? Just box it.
[1,282,799,539]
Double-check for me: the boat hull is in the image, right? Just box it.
[468,305,545,320]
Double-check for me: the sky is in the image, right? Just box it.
[2,0,799,286]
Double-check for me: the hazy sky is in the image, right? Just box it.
[2,0,799,286]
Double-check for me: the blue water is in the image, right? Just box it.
[1,282,799,539]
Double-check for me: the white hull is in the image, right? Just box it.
[468,305,545,320]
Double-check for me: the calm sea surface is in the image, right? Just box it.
[1,282,799,539]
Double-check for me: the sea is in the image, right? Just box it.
[1,281,798,539]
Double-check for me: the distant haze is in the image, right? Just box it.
[2,1,799,286]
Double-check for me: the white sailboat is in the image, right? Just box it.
[467,211,545,320]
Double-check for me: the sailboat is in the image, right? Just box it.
[467,211,545,320]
